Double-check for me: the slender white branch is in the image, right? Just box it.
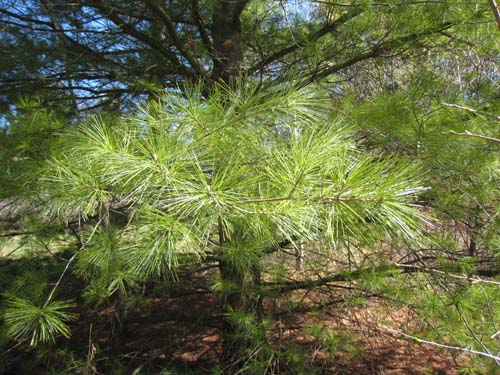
[395,263,500,286]
[44,252,78,307]
[443,102,500,121]
[443,130,500,143]
[382,325,500,363]
[489,0,500,30]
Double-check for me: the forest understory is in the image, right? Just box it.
[2,233,495,375]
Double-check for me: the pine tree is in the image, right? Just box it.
[335,29,500,370]
[1,81,427,372]
[1,1,499,373]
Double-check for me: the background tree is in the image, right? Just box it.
[0,0,486,114]
[335,20,500,370]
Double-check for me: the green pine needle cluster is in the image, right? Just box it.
[40,81,428,262]
[3,297,77,346]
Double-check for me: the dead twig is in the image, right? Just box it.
[442,130,500,143]
[382,325,500,363]
[443,102,500,121]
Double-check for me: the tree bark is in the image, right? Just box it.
[217,225,263,373]
[210,3,254,368]
[219,258,260,374]
[211,1,248,83]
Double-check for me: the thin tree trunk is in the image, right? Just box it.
[468,205,481,257]
[211,1,247,83]
[295,243,304,270]
[206,3,260,370]
[219,259,257,373]
[217,225,263,373]
[210,3,253,368]
[468,237,476,257]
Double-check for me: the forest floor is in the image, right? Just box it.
[2,235,475,374]
[71,279,464,375]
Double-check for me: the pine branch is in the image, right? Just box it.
[190,0,217,60]
[300,21,454,86]
[142,0,208,78]
[382,325,500,363]
[395,263,500,286]
[0,7,53,27]
[443,103,500,121]
[247,7,363,75]
[90,0,195,80]
[265,263,500,293]
[240,195,384,204]
[264,265,394,293]
[443,130,500,143]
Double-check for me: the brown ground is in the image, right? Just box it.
[67,239,488,374]
[75,285,463,375]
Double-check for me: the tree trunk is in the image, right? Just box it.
[219,258,260,374]
[468,237,476,257]
[211,1,248,83]
[295,243,304,270]
[468,205,482,257]
[210,3,254,369]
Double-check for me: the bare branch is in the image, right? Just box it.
[0,231,34,237]
[247,7,363,75]
[90,0,195,80]
[489,0,500,30]
[382,325,500,363]
[43,252,78,307]
[142,0,207,78]
[443,102,500,121]
[443,130,500,143]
